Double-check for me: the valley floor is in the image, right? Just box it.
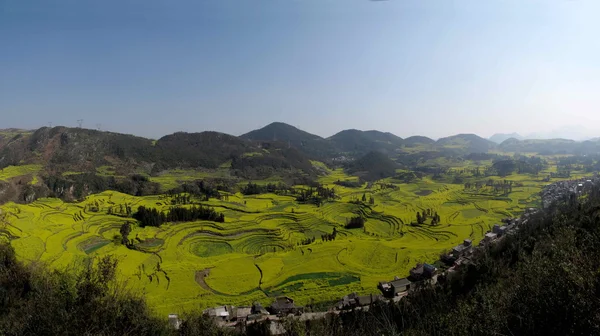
[0,169,582,315]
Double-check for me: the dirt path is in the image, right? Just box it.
[194,268,213,291]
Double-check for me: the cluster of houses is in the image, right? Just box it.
[199,297,303,326]
[542,176,599,209]
[372,263,439,303]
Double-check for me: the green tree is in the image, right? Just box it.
[119,221,131,246]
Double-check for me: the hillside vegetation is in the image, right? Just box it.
[436,133,497,153]
[240,122,336,160]
[327,129,403,156]
[344,151,398,181]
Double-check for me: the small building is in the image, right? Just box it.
[168,314,181,330]
[492,224,508,236]
[234,307,253,322]
[338,292,359,310]
[378,281,392,295]
[451,244,471,259]
[410,263,437,280]
[356,294,382,307]
[252,302,270,316]
[482,232,498,244]
[268,297,302,316]
[204,305,232,321]
[390,278,412,296]
[454,256,473,268]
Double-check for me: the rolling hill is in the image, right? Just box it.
[498,138,580,154]
[489,132,523,144]
[403,135,436,147]
[240,122,336,159]
[436,134,497,153]
[345,150,398,181]
[0,126,318,180]
[327,129,403,156]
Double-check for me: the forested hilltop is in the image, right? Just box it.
[3,181,600,335]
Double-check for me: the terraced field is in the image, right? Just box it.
[0,167,584,316]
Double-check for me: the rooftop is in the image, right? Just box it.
[390,278,411,288]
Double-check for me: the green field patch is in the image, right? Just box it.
[0,164,43,181]
[264,272,360,297]
[327,274,361,286]
[461,208,485,219]
[277,272,357,287]
[415,190,433,196]
[135,238,164,249]
[78,236,111,254]
[191,241,233,257]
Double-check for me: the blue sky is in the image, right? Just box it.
[1,0,600,139]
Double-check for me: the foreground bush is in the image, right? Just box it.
[0,246,171,335]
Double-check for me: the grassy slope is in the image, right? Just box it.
[0,164,43,182]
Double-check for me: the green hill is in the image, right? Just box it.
[0,126,318,183]
[436,133,497,153]
[240,122,336,159]
[345,150,398,181]
[328,129,403,156]
[403,135,436,147]
[499,138,581,154]
[488,132,523,144]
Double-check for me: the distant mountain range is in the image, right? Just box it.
[489,126,598,143]
[2,122,600,179]
[489,133,524,144]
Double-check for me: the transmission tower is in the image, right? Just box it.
[77,119,83,128]
[96,123,102,131]
[48,122,52,128]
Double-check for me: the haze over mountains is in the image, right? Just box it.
[489,125,599,144]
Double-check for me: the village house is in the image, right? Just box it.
[251,302,269,316]
[481,232,498,245]
[390,278,412,295]
[168,314,181,330]
[338,292,359,309]
[379,276,412,298]
[451,239,473,259]
[409,263,438,281]
[338,293,383,310]
[492,224,508,237]
[268,297,303,316]
[204,305,232,322]
[357,294,383,306]
[233,307,253,322]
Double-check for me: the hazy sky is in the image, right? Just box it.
[2,0,600,140]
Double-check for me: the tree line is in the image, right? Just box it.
[345,216,365,229]
[133,205,225,227]
[416,208,441,225]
